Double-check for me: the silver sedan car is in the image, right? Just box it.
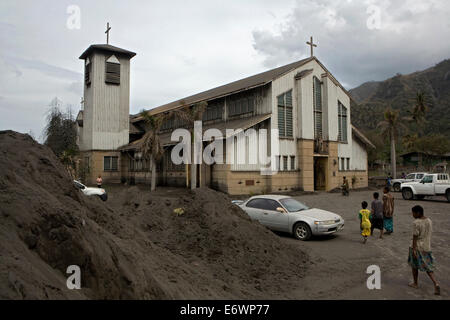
[234,195,344,241]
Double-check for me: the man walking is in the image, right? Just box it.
[371,192,384,239]
[383,187,394,234]
[342,176,349,196]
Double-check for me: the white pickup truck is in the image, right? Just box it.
[392,172,428,192]
[401,173,450,202]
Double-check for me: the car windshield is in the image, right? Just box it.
[279,198,309,212]
[73,181,85,190]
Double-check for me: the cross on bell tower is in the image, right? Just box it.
[105,22,111,44]
[306,36,317,57]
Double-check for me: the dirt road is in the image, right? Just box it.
[287,190,450,300]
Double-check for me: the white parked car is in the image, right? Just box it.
[392,172,428,192]
[401,174,450,202]
[73,180,108,201]
[234,195,344,241]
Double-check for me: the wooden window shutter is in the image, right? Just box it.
[105,57,120,85]
[315,111,322,138]
[277,95,286,137]
[85,62,91,85]
[314,77,322,139]
[286,106,293,137]
[338,103,343,141]
[286,90,293,137]
[342,106,348,142]
[111,156,118,171]
[104,156,110,171]
[286,90,293,107]
[314,77,322,111]
[338,102,348,142]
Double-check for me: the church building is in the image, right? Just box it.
[76,37,374,195]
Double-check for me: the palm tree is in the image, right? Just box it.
[407,91,428,130]
[402,133,418,151]
[139,110,166,191]
[173,101,207,189]
[377,108,408,179]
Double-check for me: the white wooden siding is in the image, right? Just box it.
[80,51,130,151]
[351,138,368,170]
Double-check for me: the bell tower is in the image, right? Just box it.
[76,28,136,184]
[78,43,136,151]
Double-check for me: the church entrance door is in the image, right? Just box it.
[314,157,327,191]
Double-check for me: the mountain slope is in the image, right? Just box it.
[350,59,450,137]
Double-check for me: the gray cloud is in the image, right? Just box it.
[4,56,82,81]
[0,0,448,138]
[252,0,450,88]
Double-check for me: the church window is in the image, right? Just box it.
[104,156,118,171]
[85,58,91,86]
[228,93,255,117]
[313,77,323,139]
[290,156,296,171]
[283,156,288,171]
[338,101,348,142]
[105,55,120,85]
[203,102,223,121]
[277,90,293,137]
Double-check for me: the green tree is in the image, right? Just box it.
[377,108,408,178]
[402,133,419,151]
[406,91,428,132]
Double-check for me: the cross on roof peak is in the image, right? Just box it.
[306,36,317,57]
[105,22,111,45]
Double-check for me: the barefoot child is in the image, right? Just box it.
[96,175,103,188]
[408,205,440,295]
[359,201,371,244]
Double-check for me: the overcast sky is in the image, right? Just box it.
[1,0,449,140]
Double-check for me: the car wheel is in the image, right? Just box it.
[99,194,108,202]
[402,188,413,200]
[293,223,311,241]
[393,183,401,192]
[446,189,450,203]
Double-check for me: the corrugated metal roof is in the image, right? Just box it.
[132,57,314,122]
[79,44,136,60]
